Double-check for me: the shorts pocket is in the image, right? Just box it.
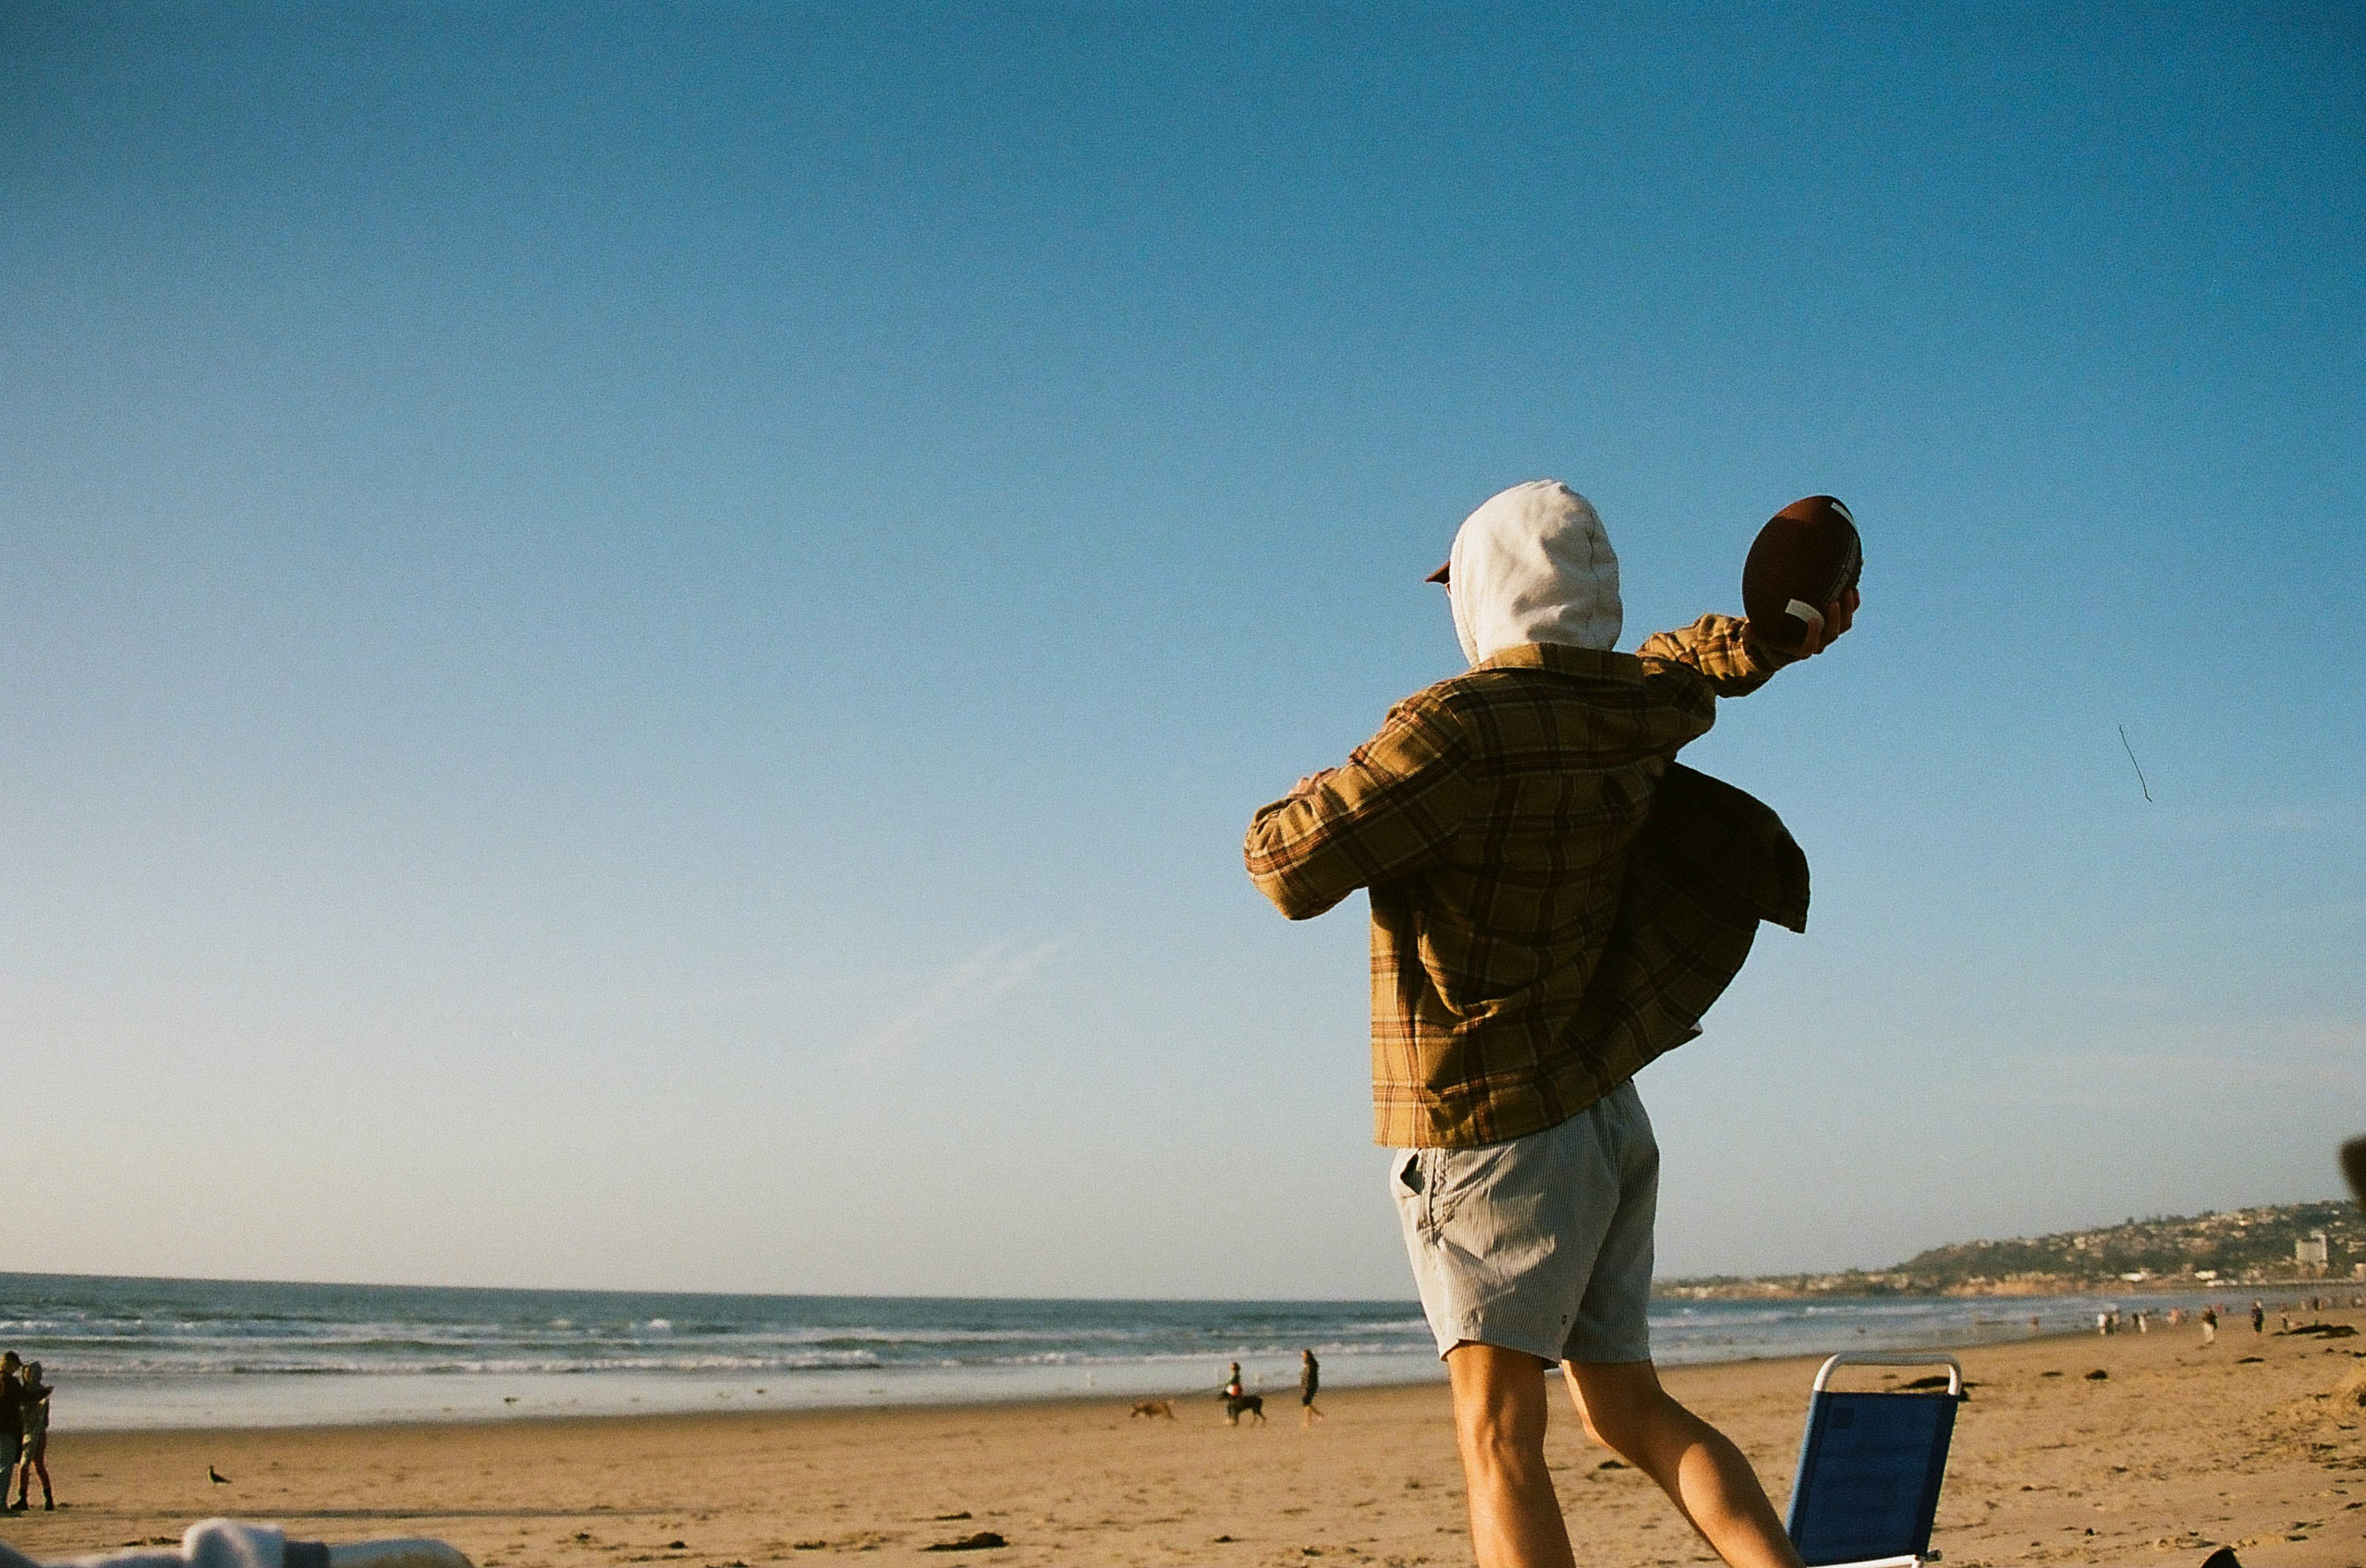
[1393,1149,1457,1238]
[1424,1141,1516,1236]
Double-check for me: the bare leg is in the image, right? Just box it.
[1445,1342,1574,1568]
[1562,1360,1801,1568]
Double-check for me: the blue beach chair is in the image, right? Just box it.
[1785,1353,1963,1568]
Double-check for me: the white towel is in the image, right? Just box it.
[37,1519,284,1568]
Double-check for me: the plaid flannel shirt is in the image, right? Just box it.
[1244,614,1811,1148]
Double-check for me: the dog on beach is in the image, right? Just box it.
[1224,1393,1265,1426]
[1128,1399,1177,1420]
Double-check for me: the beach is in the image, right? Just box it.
[6,1307,2362,1567]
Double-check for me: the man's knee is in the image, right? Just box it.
[1447,1343,1554,1468]
[1564,1359,1685,1456]
[1577,1392,1669,1457]
[1457,1386,1547,1457]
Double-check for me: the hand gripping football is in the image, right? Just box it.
[1742,495,1861,652]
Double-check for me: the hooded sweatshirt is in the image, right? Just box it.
[1445,480,1622,664]
[1244,481,1808,1146]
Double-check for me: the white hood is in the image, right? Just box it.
[1446,480,1622,665]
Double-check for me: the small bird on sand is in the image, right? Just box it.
[208,1466,231,1485]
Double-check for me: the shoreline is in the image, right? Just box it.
[47,1325,2144,1437]
[55,1331,2110,1441]
[47,1305,2238,1437]
[18,1271,2315,1437]
[11,1314,2363,1565]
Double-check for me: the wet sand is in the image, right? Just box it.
[8,1307,2364,1566]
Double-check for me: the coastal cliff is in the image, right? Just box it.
[1660,1198,2362,1299]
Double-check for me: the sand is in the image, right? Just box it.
[8,1309,2365,1567]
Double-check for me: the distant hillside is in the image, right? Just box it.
[1661,1199,2365,1299]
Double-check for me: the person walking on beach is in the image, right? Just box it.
[2251,1300,2266,1334]
[1299,1349,1324,1426]
[1247,481,1856,1568]
[2201,1306,2217,1344]
[10,1362,50,1512]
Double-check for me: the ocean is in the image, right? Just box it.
[0,1272,2278,1430]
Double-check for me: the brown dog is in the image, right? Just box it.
[1129,1399,1177,1420]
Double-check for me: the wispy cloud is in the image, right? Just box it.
[847,936,1073,1065]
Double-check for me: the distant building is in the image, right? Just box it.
[2297,1231,2330,1270]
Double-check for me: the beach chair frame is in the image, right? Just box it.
[1784,1351,1962,1568]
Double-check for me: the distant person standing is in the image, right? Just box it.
[2201,1306,2217,1344]
[2251,1301,2265,1334]
[1299,1349,1324,1426]
[10,1362,49,1512]
[0,1350,19,1507]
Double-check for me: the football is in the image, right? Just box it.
[1742,495,1861,651]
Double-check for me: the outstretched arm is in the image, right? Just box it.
[1636,614,1795,698]
[1243,694,1476,920]
[1638,589,1856,698]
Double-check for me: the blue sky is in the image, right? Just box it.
[3,4,2360,1296]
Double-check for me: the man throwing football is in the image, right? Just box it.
[1244,481,1858,1568]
